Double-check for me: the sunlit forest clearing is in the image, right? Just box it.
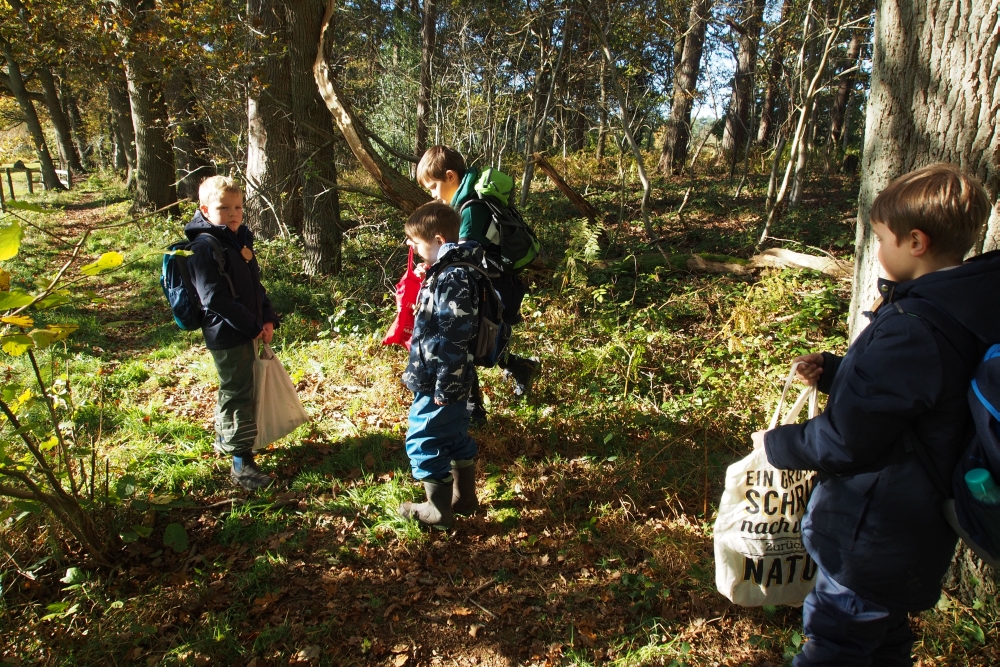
[2,0,999,665]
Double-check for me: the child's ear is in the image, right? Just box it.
[446,170,459,184]
[434,234,447,245]
[200,204,210,215]
[910,229,932,257]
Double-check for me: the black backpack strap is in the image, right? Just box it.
[194,233,237,298]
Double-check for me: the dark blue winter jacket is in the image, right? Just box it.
[184,211,280,350]
[402,242,483,404]
[765,250,1000,611]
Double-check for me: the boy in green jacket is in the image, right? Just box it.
[416,146,540,424]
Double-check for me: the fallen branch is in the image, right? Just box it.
[532,153,601,225]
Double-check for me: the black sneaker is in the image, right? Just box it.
[231,456,273,491]
[502,356,541,399]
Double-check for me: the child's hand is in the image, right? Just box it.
[792,353,824,385]
[752,430,767,451]
[260,322,275,344]
[414,263,428,279]
[434,397,447,406]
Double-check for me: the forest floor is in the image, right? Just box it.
[0,163,997,666]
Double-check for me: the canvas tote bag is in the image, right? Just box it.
[253,342,309,451]
[714,363,819,607]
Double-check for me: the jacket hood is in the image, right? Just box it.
[451,167,480,208]
[184,210,249,244]
[432,240,486,271]
[888,249,1000,344]
[450,166,515,208]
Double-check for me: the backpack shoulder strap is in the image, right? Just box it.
[194,233,237,298]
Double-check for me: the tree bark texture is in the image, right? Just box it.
[659,0,712,175]
[168,68,214,202]
[288,0,344,275]
[414,0,436,157]
[314,0,431,214]
[37,67,84,173]
[720,0,767,174]
[245,0,299,239]
[115,0,178,213]
[105,67,137,185]
[850,0,1000,341]
[61,83,92,168]
[757,0,795,145]
[0,39,64,190]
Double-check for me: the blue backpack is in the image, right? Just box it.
[895,299,1000,567]
[160,234,235,330]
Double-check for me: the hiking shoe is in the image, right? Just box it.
[231,455,273,491]
[501,356,541,399]
[469,402,488,429]
[399,478,454,529]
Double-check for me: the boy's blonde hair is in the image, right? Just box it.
[871,163,990,258]
[198,175,242,207]
[405,202,460,243]
[416,146,466,184]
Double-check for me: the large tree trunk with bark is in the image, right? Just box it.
[37,67,85,173]
[720,0,767,176]
[245,0,299,238]
[659,0,712,176]
[61,82,92,168]
[0,39,64,190]
[757,0,794,145]
[850,0,1000,603]
[105,67,137,185]
[115,0,178,213]
[288,0,344,275]
[414,0,436,157]
[168,68,214,201]
[314,0,430,214]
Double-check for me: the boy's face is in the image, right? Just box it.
[873,221,921,282]
[421,170,460,205]
[201,191,244,233]
[407,233,446,264]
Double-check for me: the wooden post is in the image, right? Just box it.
[26,168,34,194]
[0,175,6,212]
[66,164,72,190]
[5,169,14,201]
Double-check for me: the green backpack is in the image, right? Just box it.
[459,168,541,273]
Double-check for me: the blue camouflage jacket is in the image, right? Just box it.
[402,242,484,404]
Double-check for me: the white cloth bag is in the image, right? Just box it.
[713,363,819,607]
[253,343,309,452]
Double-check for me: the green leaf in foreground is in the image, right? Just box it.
[0,289,34,310]
[0,334,33,356]
[0,221,21,260]
[80,251,124,276]
[5,201,55,214]
[163,522,189,553]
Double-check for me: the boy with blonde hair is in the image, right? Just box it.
[756,163,999,665]
[187,176,280,490]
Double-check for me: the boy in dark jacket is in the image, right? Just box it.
[187,176,280,491]
[416,146,540,424]
[757,163,1000,666]
[398,202,482,529]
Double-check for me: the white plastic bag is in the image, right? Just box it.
[713,363,819,607]
[253,343,309,451]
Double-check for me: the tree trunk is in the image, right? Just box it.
[37,67,84,173]
[288,0,344,275]
[659,0,713,176]
[756,0,794,146]
[246,0,299,239]
[105,67,137,185]
[61,83,92,168]
[850,0,1000,605]
[521,11,568,207]
[720,0,767,177]
[849,0,1000,339]
[0,39,64,190]
[168,68,214,202]
[314,0,430,214]
[827,2,870,153]
[115,0,178,213]
[596,59,607,160]
[414,0,436,157]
